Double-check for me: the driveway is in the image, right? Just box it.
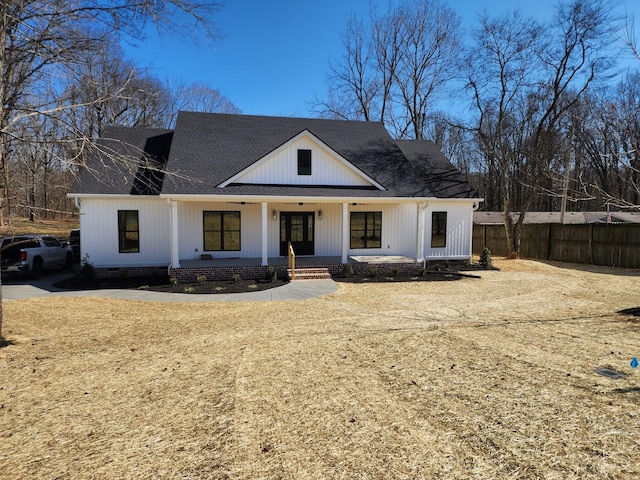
[1,266,338,302]
[1,266,79,300]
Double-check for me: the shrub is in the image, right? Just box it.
[80,255,96,282]
[183,286,194,293]
[169,277,179,286]
[368,268,379,278]
[418,267,427,277]
[342,263,354,277]
[265,266,277,282]
[480,247,493,268]
[232,273,242,283]
[391,267,400,277]
[196,274,207,284]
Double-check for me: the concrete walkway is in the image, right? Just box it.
[1,270,338,303]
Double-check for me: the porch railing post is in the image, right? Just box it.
[288,241,296,279]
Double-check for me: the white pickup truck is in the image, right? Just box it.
[1,234,74,277]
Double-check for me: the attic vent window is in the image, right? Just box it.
[298,149,312,175]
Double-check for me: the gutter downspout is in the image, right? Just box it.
[416,201,427,262]
[169,198,180,270]
[470,201,481,260]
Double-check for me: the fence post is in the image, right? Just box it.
[588,223,593,264]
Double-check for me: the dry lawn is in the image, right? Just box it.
[1,258,640,479]
[0,217,79,239]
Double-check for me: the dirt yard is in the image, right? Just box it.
[1,258,639,479]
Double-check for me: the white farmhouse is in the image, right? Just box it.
[68,112,483,280]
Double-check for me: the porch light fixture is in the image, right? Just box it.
[318,210,323,220]
[272,210,277,221]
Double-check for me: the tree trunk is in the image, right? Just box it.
[0,270,3,344]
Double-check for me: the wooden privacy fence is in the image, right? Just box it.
[473,223,640,268]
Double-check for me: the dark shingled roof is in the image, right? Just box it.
[72,126,173,195]
[71,112,479,200]
[395,140,479,199]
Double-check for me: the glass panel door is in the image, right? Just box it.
[280,212,315,256]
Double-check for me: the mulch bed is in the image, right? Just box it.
[334,270,483,284]
[54,275,289,294]
[53,263,493,293]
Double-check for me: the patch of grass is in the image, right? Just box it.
[3,259,640,478]
[0,216,79,239]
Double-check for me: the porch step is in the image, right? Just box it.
[287,267,331,280]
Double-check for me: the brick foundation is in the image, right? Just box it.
[94,266,169,279]
[95,261,465,282]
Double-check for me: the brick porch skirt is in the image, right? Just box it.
[93,261,425,282]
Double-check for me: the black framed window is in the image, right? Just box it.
[431,211,447,248]
[118,210,139,253]
[203,211,241,251]
[297,149,312,175]
[350,212,382,249]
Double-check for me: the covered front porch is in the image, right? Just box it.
[165,198,431,272]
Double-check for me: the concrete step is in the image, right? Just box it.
[287,267,331,280]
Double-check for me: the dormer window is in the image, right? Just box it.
[297,149,312,175]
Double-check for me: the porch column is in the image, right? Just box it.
[341,202,349,263]
[170,200,180,268]
[416,202,427,262]
[261,202,268,266]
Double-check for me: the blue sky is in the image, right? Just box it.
[125,0,640,118]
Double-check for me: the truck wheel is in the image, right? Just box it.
[32,257,44,278]
[63,252,73,270]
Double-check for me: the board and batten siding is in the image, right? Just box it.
[78,198,475,266]
[233,136,373,187]
[79,197,171,267]
[348,203,418,258]
[176,201,421,260]
[177,202,263,260]
[267,202,339,257]
[423,201,474,260]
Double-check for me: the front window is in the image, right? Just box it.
[431,211,447,248]
[350,212,382,249]
[298,149,312,175]
[203,211,241,251]
[118,210,139,253]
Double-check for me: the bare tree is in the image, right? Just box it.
[466,11,542,255]
[581,73,640,209]
[622,12,640,61]
[316,0,461,139]
[318,14,380,122]
[65,44,173,135]
[0,0,222,342]
[171,82,240,120]
[466,0,614,256]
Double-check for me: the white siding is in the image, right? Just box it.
[78,197,476,266]
[268,202,418,258]
[79,197,171,267]
[177,202,263,260]
[423,201,474,259]
[266,203,342,257]
[347,203,417,258]
[233,136,373,186]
